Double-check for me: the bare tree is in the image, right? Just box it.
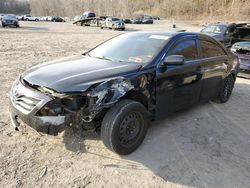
[0,0,30,14]
[27,0,249,20]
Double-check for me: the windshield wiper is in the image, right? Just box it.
[92,55,114,62]
[84,53,121,62]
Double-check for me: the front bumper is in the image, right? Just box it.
[113,24,125,30]
[9,80,66,135]
[2,21,18,26]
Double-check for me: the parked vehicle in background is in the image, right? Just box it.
[74,15,80,22]
[2,14,19,27]
[231,42,250,78]
[16,15,25,20]
[131,18,143,24]
[152,16,160,20]
[0,13,6,20]
[39,16,47,21]
[143,15,153,20]
[24,15,39,21]
[131,18,153,24]
[51,16,65,22]
[122,18,132,24]
[142,18,154,24]
[101,17,125,30]
[201,22,250,47]
[80,11,96,20]
[10,32,239,155]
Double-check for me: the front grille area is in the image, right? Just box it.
[10,80,48,115]
[13,95,40,113]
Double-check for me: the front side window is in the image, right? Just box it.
[169,39,198,61]
[201,40,226,58]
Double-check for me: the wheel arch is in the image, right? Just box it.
[122,90,148,110]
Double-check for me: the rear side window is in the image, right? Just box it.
[169,39,198,61]
[201,40,226,58]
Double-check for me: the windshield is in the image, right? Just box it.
[202,25,227,34]
[88,33,170,64]
[112,18,120,21]
[4,15,16,19]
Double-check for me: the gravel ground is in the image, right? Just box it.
[0,20,249,188]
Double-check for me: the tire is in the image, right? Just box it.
[213,74,235,103]
[101,99,149,155]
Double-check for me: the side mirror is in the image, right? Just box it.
[164,55,185,65]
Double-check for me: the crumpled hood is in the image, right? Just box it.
[22,55,141,93]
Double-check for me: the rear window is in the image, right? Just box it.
[201,40,226,58]
[112,18,120,21]
[88,13,95,17]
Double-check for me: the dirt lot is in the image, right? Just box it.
[0,20,250,188]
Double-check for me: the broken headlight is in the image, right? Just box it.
[36,99,63,116]
[37,96,87,116]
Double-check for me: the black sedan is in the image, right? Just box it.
[10,32,239,155]
[2,14,19,27]
[51,16,65,22]
[131,18,154,24]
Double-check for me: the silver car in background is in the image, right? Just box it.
[101,17,125,31]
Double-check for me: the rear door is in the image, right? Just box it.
[156,37,204,118]
[198,38,230,101]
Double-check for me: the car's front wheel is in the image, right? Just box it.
[214,74,235,103]
[101,99,149,155]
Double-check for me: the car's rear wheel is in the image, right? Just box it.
[213,74,235,103]
[101,99,149,155]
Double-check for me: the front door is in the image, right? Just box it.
[155,37,204,118]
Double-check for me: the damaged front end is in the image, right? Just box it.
[231,42,250,78]
[9,77,134,135]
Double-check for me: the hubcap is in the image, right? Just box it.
[119,111,142,147]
